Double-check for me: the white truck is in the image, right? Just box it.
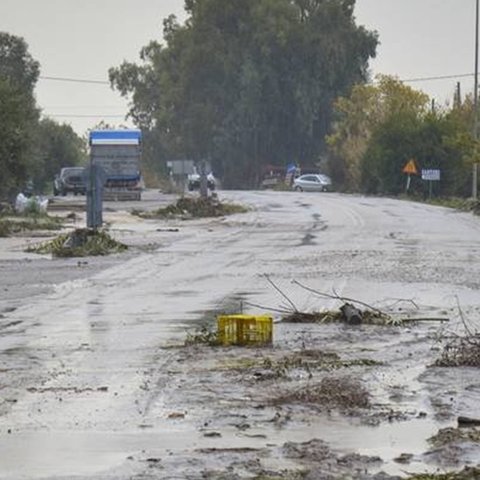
[89,129,142,201]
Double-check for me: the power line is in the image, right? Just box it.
[401,73,474,83]
[44,105,123,109]
[39,75,109,85]
[45,114,126,118]
[39,72,476,87]
[39,71,477,120]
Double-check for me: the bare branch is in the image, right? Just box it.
[242,300,293,315]
[377,298,420,311]
[401,317,450,323]
[264,274,298,312]
[455,295,474,337]
[292,280,385,316]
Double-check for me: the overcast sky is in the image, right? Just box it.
[0,0,477,136]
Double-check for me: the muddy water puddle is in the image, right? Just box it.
[0,416,446,478]
[0,429,194,478]
[240,414,446,476]
[0,426,229,478]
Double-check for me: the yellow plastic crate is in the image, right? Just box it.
[217,314,273,346]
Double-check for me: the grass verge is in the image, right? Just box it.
[0,214,63,237]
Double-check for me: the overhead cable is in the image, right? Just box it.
[39,72,476,86]
[39,75,109,85]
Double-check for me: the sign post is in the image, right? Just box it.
[421,169,441,199]
[402,159,418,193]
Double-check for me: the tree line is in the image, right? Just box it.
[0,32,87,202]
[327,76,477,197]
[2,0,478,201]
[109,0,477,196]
[109,0,378,188]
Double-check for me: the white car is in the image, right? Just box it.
[293,174,332,192]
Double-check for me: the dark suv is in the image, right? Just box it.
[53,167,86,196]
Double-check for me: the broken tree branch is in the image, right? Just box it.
[264,274,298,313]
[377,298,420,311]
[401,317,449,323]
[455,295,475,338]
[242,300,294,315]
[292,280,385,316]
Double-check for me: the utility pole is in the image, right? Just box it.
[473,0,479,199]
[454,82,462,108]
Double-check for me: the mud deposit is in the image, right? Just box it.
[1,191,480,479]
[139,317,479,479]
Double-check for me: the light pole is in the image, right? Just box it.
[473,0,479,199]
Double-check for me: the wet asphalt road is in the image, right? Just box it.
[1,190,480,478]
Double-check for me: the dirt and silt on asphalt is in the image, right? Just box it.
[1,191,480,479]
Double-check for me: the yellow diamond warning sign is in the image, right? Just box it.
[402,159,418,175]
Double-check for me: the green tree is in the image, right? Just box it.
[329,75,476,196]
[0,32,39,94]
[327,75,430,191]
[0,32,40,201]
[33,119,88,193]
[0,78,39,200]
[110,0,378,187]
[362,109,474,197]
[361,111,425,194]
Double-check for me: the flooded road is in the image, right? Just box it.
[1,191,480,479]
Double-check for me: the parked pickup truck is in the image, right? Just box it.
[53,167,86,196]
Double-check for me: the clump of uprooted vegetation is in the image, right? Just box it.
[26,228,127,257]
[429,426,480,448]
[433,303,480,367]
[406,467,480,480]
[281,305,394,325]
[184,325,219,346]
[271,376,371,411]
[220,350,381,381]
[134,195,248,219]
[435,332,480,367]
